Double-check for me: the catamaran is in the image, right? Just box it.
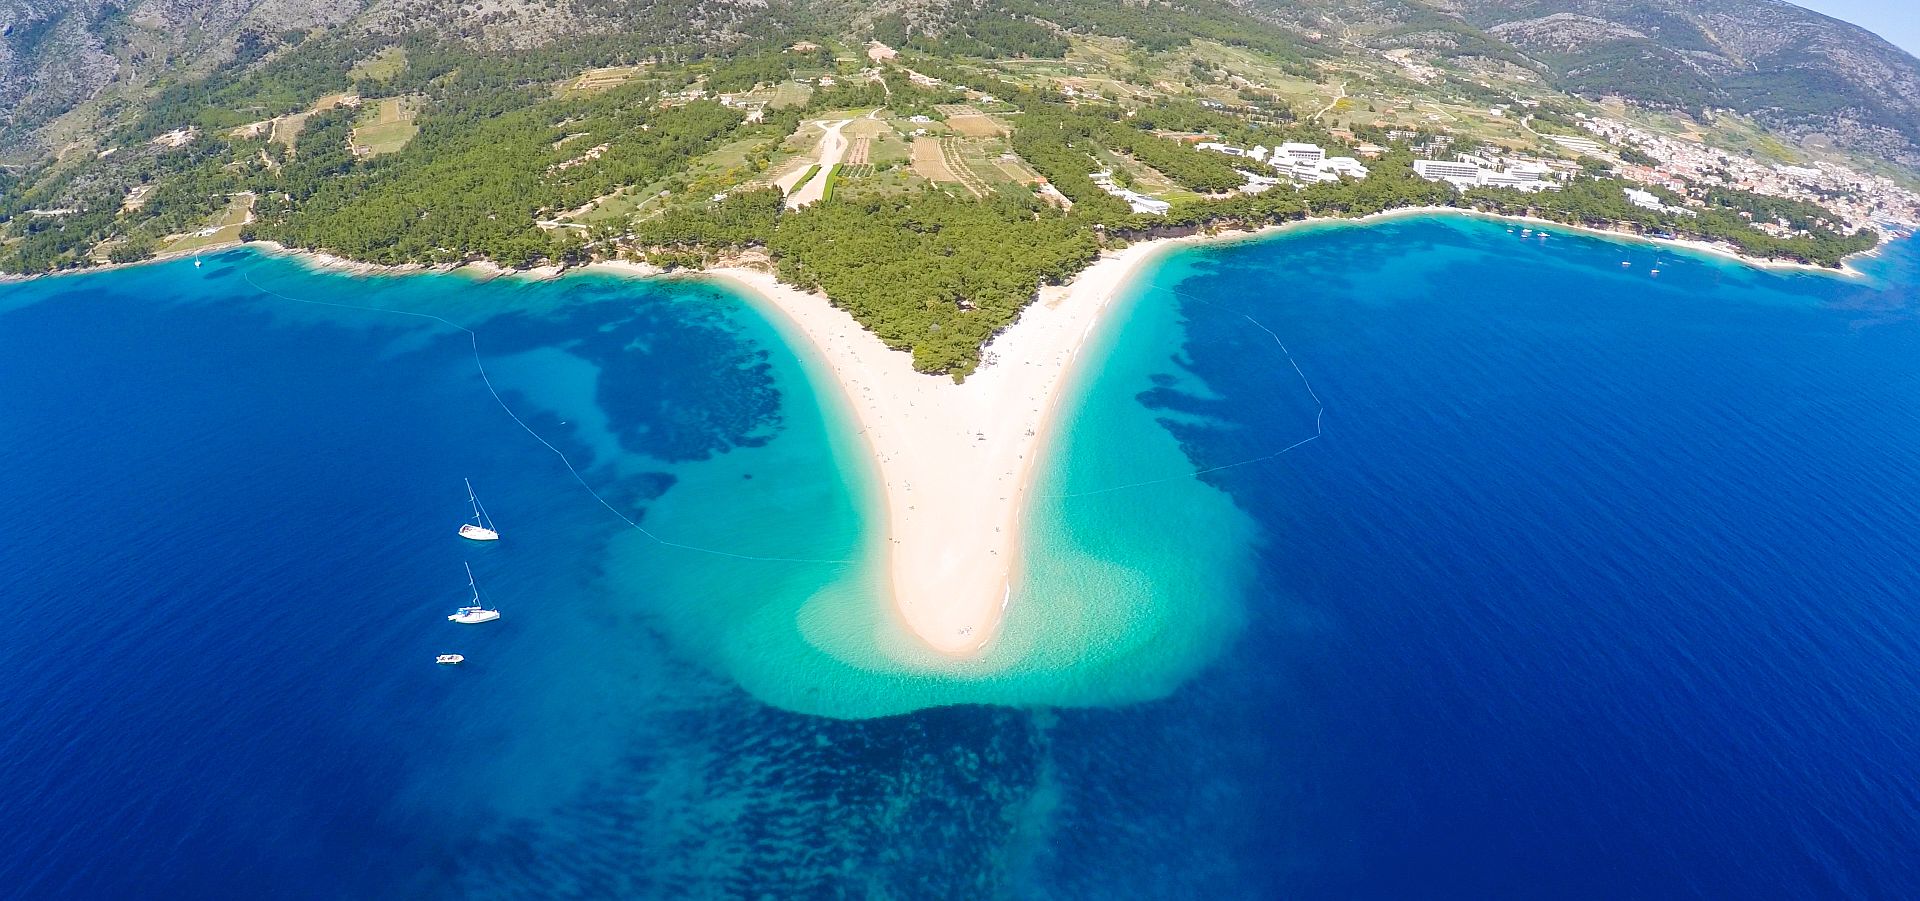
[458,478,500,541]
[449,563,501,624]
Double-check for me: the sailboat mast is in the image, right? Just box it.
[465,562,479,604]
[466,478,496,531]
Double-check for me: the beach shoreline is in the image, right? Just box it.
[701,240,1177,655]
[3,209,1898,656]
[682,209,1887,656]
[4,203,1889,286]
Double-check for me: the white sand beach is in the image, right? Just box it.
[710,242,1170,655]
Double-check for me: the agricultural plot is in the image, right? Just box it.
[842,117,890,167]
[868,129,912,167]
[938,106,1009,138]
[569,66,650,94]
[349,47,407,82]
[257,93,360,153]
[909,128,1040,198]
[911,137,970,193]
[989,153,1041,185]
[940,137,993,196]
[845,136,872,166]
[768,81,813,109]
[159,193,253,254]
[270,115,308,148]
[349,97,420,158]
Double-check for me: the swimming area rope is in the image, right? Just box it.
[1041,283,1326,500]
[243,261,1321,535]
[242,268,856,566]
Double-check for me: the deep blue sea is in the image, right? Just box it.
[3,215,1919,898]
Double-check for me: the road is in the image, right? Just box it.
[785,118,854,208]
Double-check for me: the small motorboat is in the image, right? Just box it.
[437,654,465,665]
[449,563,501,624]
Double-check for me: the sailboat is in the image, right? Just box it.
[448,563,501,624]
[457,478,500,541]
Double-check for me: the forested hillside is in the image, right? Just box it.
[1253,0,1920,172]
[2,0,1909,376]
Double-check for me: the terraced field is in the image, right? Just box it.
[568,65,651,94]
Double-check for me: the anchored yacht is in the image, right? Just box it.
[458,478,500,541]
[448,563,501,624]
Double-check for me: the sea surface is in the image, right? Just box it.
[3,215,1919,897]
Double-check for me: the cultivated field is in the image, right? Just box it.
[237,92,360,153]
[348,47,407,82]
[769,81,813,109]
[911,137,969,193]
[159,193,254,254]
[569,65,651,94]
[350,97,420,158]
[934,105,1008,138]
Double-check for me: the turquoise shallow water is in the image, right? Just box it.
[5,216,1920,896]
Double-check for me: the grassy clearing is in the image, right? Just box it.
[769,81,813,109]
[350,97,420,158]
[267,93,361,152]
[349,47,407,82]
[569,184,671,226]
[270,113,310,150]
[160,194,253,254]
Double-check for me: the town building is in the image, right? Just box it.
[1090,170,1171,215]
[1278,142,1327,164]
[1414,157,1562,192]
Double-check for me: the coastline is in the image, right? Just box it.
[701,241,1177,655]
[1175,205,1875,277]
[679,210,1883,657]
[4,210,1899,658]
[4,202,1885,286]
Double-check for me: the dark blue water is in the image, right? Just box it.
[1095,216,1920,898]
[2,219,1918,898]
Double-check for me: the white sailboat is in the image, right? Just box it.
[457,478,500,541]
[436,654,465,665]
[448,563,501,624]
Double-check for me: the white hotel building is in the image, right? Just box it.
[1195,140,1369,184]
[1414,157,1562,193]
